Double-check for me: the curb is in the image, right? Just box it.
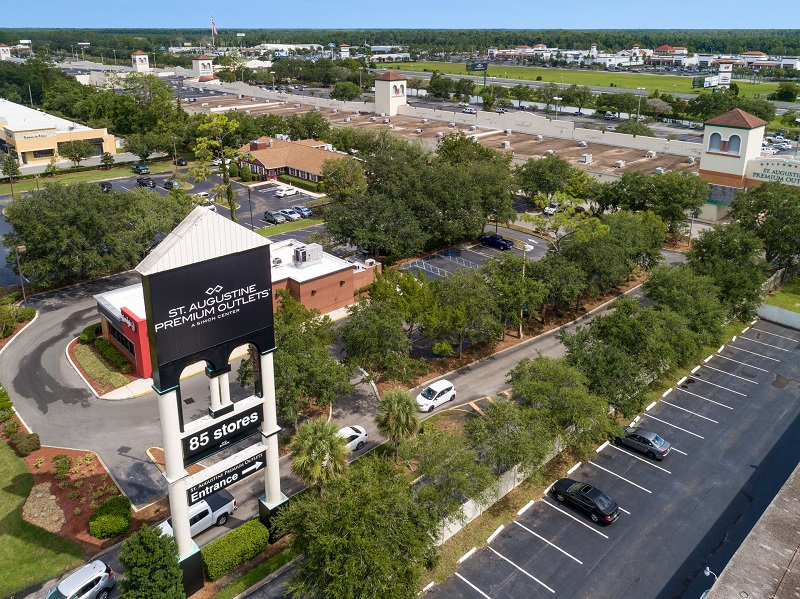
[64,338,100,399]
[231,555,302,599]
[0,310,38,359]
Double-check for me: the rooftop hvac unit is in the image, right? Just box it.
[229,107,237,111]
[239,94,245,99]
[504,129,512,136]
[294,103,301,108]
[364,258,377,267]
[578,153,593,164]
[422,118,429,123]
[344,117,352,122]
[534,134,543,141]
[370,116,377,122]
[646,150,657,158]
[294,243,323,268]
[353,110,360,114]
[388,124,395,129]
[545,149,556,155]
[500,140,511,149]
[313,106,320,111]
[435,132,444,138]
[415,128,423,134]
[655,167,666,174]
[469,125,477,131]
[383,118,390,124]
[615,160,626,168]
[251,97,257,101]
[272,257,282,267]
[332,108,338,113]
[686,156,696,163]
[201,102,209,107]
[244,110,251,114]
[578,140,588,147]
[217,104,223,108]
[380,112,386,117]
[448,122,456,128]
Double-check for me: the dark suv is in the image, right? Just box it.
[136,177,155,188]
[98,182,112,193]
[480,234,515,251]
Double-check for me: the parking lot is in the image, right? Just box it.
[427,319,800,599]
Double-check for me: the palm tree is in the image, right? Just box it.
[290,418,350,492]
[376,388,419,460]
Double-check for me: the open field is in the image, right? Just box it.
[399,62,780,98]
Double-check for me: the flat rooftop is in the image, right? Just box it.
[269,238,353,283]
[0,98,92,134]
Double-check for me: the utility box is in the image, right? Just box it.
[615,160,626,168]
[534,134,543,141]
[545,149,556,155]
[655,167,666,174]
[578,140,588,147]
[578,153,593,164]
[646,150,657,158]
[500,140,511,149]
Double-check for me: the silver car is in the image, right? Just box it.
[47,560,116,599]
[615,427,671,460]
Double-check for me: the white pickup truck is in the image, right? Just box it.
[157,490,237,538]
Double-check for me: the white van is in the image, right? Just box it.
[462,108,477,115]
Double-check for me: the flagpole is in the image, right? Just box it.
[211,14,215,49]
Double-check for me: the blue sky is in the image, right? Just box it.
[3,0,791,29]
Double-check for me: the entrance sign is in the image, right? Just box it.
[186,450,266,505]
[467,62,488,72]
[181,401,264,466]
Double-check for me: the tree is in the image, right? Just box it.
[290,417,350,492]
[58,139,96,166]
[509,84,534,108]
[124,132,167,163]
[330,81,362,101]
[191,114,245,222]
[480,91,496,112]
[562,84,595,113]
[481,251,547,338]
[772,81,799,102]
[465,400,553,476]
[646,97,671,121]
[533,82,561,112]
[427,71,454,99]
[100,152,115,169]
[615,120,655,137]
[515,154,584,202]
[119,524,184,599]
[687,223,768,321]
[1,154,20,198]
[285,110,331,141]
[521,195,610,255]
[454,77,475,101]
[274,455,438,599]
[375,388,419,459]
[407,76,425,96]
[321,156,368,203]
[367,270,434,339]
[729,181,800,267]
[527,254,588,320]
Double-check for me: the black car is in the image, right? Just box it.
[164,180,182,190]
[173,158,187,166]
[552,478,619,524]
[480,234,515,251]
[98,181,112,193]
[136,177,155,188]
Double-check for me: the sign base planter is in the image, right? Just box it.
[259,494,289,543]
[180,542,204,597]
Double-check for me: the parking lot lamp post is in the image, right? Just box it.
[113,49,116,65]
[519,242,535,337]
[637,87,646,120]
[270,71,275,90]
[247,186,254,229]
[15,246,26,305]
[553,96,562,119]
[172,136,178,177]
[703,566,717,583]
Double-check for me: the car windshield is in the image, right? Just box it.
[652,434,666,447]
[594,493,614,510]
[420,387,438,400]
[47,588,70,599]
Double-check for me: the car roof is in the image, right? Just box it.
[337,425,364,437]
[424,379,453,392]
[628,427,658,441]
[57,561,106,594]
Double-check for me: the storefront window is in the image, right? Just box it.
[109,325,135,357]
[33,149,55,159]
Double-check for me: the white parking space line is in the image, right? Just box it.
[670,447,688,456]
[642,414,704,439]
[687,377,747,396]
[513,521,583,564]
[488,547,555,594]
[749,328,799,342]
[587,462,652,493]
[618,507,631,515]
[711,354,769,372]
[726,344,780,362]
[517,500,535,515]
[700,365,758,384]
[455,573,492,599]
[675,388,733,410]
[607,444,671,473]
[738,336,791,352]
[661,400,719,423]
[540,499,609,538]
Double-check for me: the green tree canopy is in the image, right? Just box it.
[375,388,419,458]
[58,139,96,166]
[119,524,184,599]
[290,417,350,491]
[321,156,368,203]
[330,81,362,101]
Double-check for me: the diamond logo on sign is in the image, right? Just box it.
[206,285,223,295]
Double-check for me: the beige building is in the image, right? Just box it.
[0,99,116,166]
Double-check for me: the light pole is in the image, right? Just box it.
[636,87,646,120]
[703,566,717,583]
[553,96,562,119]
[15,246,26,305]
[519,241,536,338]
[270,71,275,90]
[113,49,116,65]
[688,209,697,249]
[172,136,178,177]
[247,186,254,229]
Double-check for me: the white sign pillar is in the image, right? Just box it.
[209,378,222,411]
[259,352,282,506]
[156,389,193,556]
[219,372,232,406]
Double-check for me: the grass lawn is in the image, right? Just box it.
[0,441,83,597]
[73,344,131,389]
[400,62,779,98]
[255,217,324,237]
[213,549,297,599]
[764,277,800,314]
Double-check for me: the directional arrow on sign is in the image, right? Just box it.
[242,461,263,476]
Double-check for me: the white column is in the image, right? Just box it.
[167,478,193,557]
[209,376,222,411]
[219,372,232,406]
[157,389,187,483]
[259,352,282,506]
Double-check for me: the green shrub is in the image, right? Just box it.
[277,174,321,192]
[15,307,35,323]
[3,419,19,436]
[94,338,131,373]
[0,409,13,424]
[227,162,240,177]
[52,454,73,476]
[79,323,101,344]
[0,386,11,412]
[201,519,270,581]
[240,166,252,182]
[10,432,40,456]
[89,495,132,539]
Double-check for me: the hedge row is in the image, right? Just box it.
[277,174,321,193]
[9,156,174,182]
[9,432,40,456]
[94,338,131,373]
[0,384,39,456]
[201,519,270,581]
[89,495,132,539]
[80,323,101,344]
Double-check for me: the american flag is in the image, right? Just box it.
[211,17,218,36]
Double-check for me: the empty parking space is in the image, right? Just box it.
[427,319,800,599]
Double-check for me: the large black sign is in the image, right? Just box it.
[186,451,266,505]
[145,247,273,367]
[182,404,264,467]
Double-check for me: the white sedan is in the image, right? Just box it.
[416,379,456,412]
[338,425,368,451]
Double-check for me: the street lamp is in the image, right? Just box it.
[270,71,275,90]
[553,96,562,119]
[636,87,646,120]
[113,49,116,65]
[519,241,536,338]
[15,246,26,305]
[703,566,717,583]
[246,186,254,230]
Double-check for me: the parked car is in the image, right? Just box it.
[131,164,150,174]
[416,379,456,412]
[173,158,187,166]
[458,101,470,107]
[275,187,298,198]
[463,108,477,115]
[136,177,155,188]
[551,478,619,524]
[193,191,209,200]
[615,427,671,460]
[264,211,287,225]
[157,490,236,538]
[495,107,506,114]
[279,208,302,221]
[544,202,560,216]
[194,199,217,213]
[775,142,792,151]
[573,111,583,116]
[164,180,182,190]
[292,205,313,218]
[98,182,112,193]
[46,560,116,599]
[480,234,515,251]
[338,425,368,451]
[605,125,617,132]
